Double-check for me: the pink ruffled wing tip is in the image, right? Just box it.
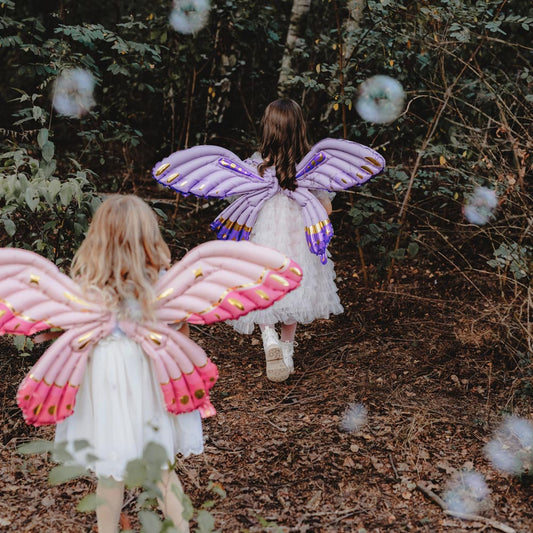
[160,359,219,418]
[17,376,78,426]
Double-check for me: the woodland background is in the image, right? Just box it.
[0,1,532,532]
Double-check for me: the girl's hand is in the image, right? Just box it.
[319,196,332,216]
[33,330,63,343]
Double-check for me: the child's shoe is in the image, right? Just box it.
[280,341,296,374]
[262,327,290,382]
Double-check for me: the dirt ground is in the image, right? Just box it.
[1,203,532,532]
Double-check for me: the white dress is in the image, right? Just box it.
[54,329,204,481]
[231,191,343,334]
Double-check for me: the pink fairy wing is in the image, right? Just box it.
[154,240,303,326]
[152,145,273,199]
[295,138,385,191]
[0,248,105,335]
[17,322,113,426]
[119,321,218,418]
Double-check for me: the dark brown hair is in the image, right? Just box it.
[257,99,310,191]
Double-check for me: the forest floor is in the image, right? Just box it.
[1,198,532,533]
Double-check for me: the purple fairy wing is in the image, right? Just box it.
[153,145,278,241]
[152,145,271,198]
[296,138,385,191]
[210,189,273,241]
[288,189,333,264]
[290,138,385,263]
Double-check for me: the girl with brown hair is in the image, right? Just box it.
[153,98,385,382]
[237,99,343,381]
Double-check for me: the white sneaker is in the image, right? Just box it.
[262,327,290,382]
[280,341,295,374]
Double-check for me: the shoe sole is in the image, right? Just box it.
[265,345,290,382]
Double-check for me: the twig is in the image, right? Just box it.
[389,453,399,479]
[416,481,516,533]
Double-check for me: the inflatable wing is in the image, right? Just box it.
[1,241,301,424]
[295,138,385,191]
[153,145,274,198]
[152,146,278,241]
[0,248,106,335]
[0,248,114,425]
[288,139,385,263]
[152,139,385,263]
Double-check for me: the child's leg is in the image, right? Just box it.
[157,469,189,533]
[96,476,124,533]
[280,322,297,342]
[280,322,297,374]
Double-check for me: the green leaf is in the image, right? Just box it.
[3,218,16,237]
[139,510,163,533]
[77,494,106,512]
[73,439,91,452]
[196,509,215,533]
[59,184,73,206]
[49,465,88,486]
[407,242,419,257]
[24,185,40,211]
[41,141,55,163]
[47,179,62,202]
[124,459,147,487]
[13,335,28,351]
[17,439,55,455]
[143,442,168,468]
[37,128,49,148]
[178,491,194,521]
[207,481,226,498]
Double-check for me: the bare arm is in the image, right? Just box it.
[312,190,333,215]
[33,330,63,343]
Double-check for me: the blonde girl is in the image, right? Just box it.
[54,195,196,533]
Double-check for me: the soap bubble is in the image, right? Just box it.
[340,403,368,433]
[485,416,533,475]
[355,75,405,124]
[443,470,491,515]
[52,69,96,118]
[463,186,498,225]
[170,0,210,34]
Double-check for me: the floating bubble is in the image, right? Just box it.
[340,403,368,433]
[52,68,96,118]
[485,416,533,475]
[355,75,405,124]
[463,186,498,225]
[443,470,491,515]
[170,0,210,34]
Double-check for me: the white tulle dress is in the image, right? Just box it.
[54,328,204,481]
[231,191,343,334]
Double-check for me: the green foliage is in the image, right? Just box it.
[0,120,100,264]
[17,439,56,455]
[16,438,225,532]
[1,0,531,361]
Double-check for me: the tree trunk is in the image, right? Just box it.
[277,0,311,96]
[321,0,366,122]
[342,0,366,62]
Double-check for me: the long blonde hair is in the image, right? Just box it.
[71,195,171,320]
[257,98,311,191]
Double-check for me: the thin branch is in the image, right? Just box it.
[416,481,517,533]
